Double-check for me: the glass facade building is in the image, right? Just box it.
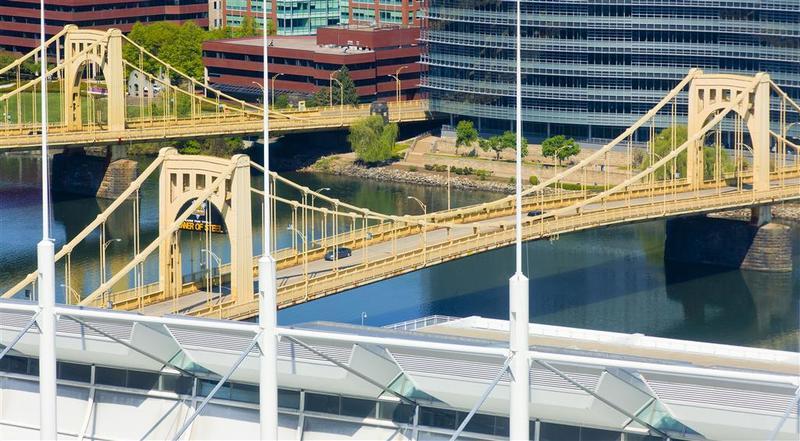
[223,0,340,35]
[421,1,800,140]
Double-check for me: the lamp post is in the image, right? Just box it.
[287,224,309,281]
[201,249,223,302]
[783,122,800,167]
[100,237,121,308]
[311,187,330,247]
[407,196,427,262]
[251,81,264,104]
[328,69,343,107]
[60,284,79,305]
[271,72,284,108]
[331,76,344,123]
[387,65,408,121]
[406,196,427,215]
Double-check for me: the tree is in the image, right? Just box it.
[274,94,290,109]
[333,66,359,105]
[123,19,274,83]
[499,130,528,158]
[309,87,330,107]
[641,126,734,180]
[455,120,478,154]
[348,115,398,164]
[480,131,527,160]
[542,135,581,165]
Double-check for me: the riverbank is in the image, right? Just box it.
[302,153,516,193]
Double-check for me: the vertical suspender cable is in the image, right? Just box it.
[37,0,58,438]
[258,7,279,441]
[509,0,530,439]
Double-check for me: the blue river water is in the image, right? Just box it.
[0,153,798,351]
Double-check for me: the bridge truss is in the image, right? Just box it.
[2,70,800,320]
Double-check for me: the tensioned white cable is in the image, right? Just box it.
[514,0,522,276]
[40,0,49,240]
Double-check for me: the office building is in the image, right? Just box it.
[342,0,422,27]
[221,0,340,35]
[0,0,210,53]
[421,1,800,140]
[203,25,422,102]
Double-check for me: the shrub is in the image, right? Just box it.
[424,164,434,171]
[475,169,492,180]
[409,165,418,172]
[529,175,539,185]
[434,164,448,172]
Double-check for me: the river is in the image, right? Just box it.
[0,153,798,351]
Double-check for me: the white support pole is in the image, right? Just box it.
[259,5,279,440]
[38,1,58,438]
[509,274,529,440]
[509,0,531,438]
[259,257,278,439]
[37,239,57,440]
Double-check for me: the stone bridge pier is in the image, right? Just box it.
[664,212,792,272]
[51,145,138,199]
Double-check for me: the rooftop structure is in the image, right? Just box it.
[203,25,423,101]
[1,302,797,440]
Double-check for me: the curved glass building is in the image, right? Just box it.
[421,1,800,140]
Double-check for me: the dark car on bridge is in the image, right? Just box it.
[324,247,352,261]
[527,210,543,217]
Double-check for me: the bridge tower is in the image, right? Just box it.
[62,26,126,132]
[158,148,254,306]
[687,72,771,192]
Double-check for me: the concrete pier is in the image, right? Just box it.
[664,215,792,272]
[51,147,137,199]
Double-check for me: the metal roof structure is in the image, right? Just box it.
[1,300,797,440]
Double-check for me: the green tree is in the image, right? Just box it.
[499,130,528,157]
[480,131,527,160]
[123,19,274,82]
[641,126,734,180]
[333,66,359,105]
[0,51,16,70]
[348,115,399,164]
[274,94,290,109]
[542,135,581,165]
[309,87,330,107]
[455,120,478,154]
[234,15,259,38]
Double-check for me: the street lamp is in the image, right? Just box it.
[387,65,408,121]
[200,249,222,302]
[100,237,121,307]
[59,283,79,305]
[271,72,285,108]
[328,69,343,106]
[311,187,330,247]
[287,224,307,247]
[406,196,427,215]
[251,81,265,104]
[330,73,344,123]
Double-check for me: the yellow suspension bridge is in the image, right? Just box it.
[2,29,800,322]
[0,26,430,151]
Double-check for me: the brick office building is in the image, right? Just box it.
[202,25,423,103]
[0,0,212,53]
